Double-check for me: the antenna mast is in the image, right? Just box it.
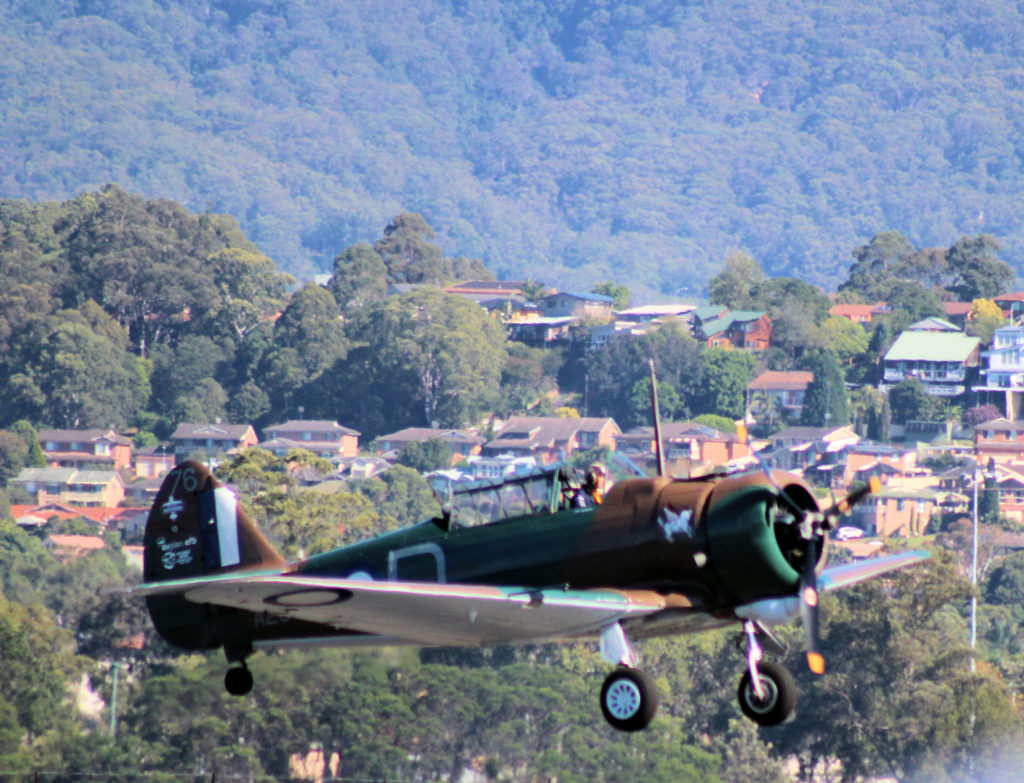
[648,359,666,477]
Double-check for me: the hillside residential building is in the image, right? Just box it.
[13,467,126,507]
[746,371,813,420]
[538,292,615,320]
[974,417,1024,466]
[171,422,258,461]
[993,291,1024,322]
[848,488,938,537]
[615,422,751,475]
[134,444,176,479]
[484,416,620,464]
[975,325,1024,419]
[261,420,360,461]
[38,428,133,471]
[828,303,889,325]
[882,330,981,396]
[506,316,576,344]
[692,309,772,350]
[375,427,484,463]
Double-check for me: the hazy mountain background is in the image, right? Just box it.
[2,0,1023,298]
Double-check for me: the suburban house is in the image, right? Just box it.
[538,292,615,320]
[375,427,484,463]
[975,325,1024,419]
[13,467,126,507]
[614,422,751,475]
[587,319,659,351]
[506,316,576,344]
[974,417,1024,466]
[942,302,973,330]
[763,425,860,475]
[839,441,924,488]
[848,487,938,537]
[261,420,360,461]
[483,416,620,464]
[828,303,889,326]
[38,428,133,471]
[993,291,1024,322]
[171,422,258,462]
[134,444,176,479]
[443,280,530,314]
[692,309,772,350]
[882,330,981,396]
[614,304,697,323]
[746,370,813,421]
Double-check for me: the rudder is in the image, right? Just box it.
[144,460,285,649]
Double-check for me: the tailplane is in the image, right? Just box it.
[143,460,285,649]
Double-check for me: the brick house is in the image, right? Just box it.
[848,488,938,537]
[261,420,360,461]
[38,428,133,471]
[746,370,813,421]
[171,422,258,462]
[375,427,484,464]
[483,416,620,464]
[615,422,751,475]
[13,467,126,507]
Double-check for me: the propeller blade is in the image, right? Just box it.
[822,476,881,528]
[800,534,826,675]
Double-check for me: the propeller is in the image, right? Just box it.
[736,424,879,675]
[797,476,881,675]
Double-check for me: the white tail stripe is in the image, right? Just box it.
[213,487,241,567]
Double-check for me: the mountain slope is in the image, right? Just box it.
[2,0,1022,295]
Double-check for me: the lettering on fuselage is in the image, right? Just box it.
[155,535,198,571]
[254,612,290,628]
[658,507,695,541]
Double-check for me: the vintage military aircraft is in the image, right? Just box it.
[129,449,928,732]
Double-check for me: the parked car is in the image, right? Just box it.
[834,525,866,541]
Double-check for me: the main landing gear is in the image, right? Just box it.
[224,646,254,696]
[597,621,797,732]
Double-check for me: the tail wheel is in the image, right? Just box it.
[737,660,796,726]
[600,668,658,732]
[225,665,254,696]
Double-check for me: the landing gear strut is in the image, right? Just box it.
[598,622,659,732]
[736,621,796,726]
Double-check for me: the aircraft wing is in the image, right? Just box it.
[819,549,931,592]
[129,573,670,646]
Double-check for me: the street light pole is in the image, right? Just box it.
[970,469,978,673]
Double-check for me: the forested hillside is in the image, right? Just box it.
[2,0,1023,295]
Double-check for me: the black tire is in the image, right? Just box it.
[737,660,796,726]
[600,668,659,732]
[225,665,254,696]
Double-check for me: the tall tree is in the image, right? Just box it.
[946,234,1013,301]
[799,348,850,426]
[328,242,389,313]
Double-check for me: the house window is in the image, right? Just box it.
[896,499,905,511]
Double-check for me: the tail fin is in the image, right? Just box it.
[143,460,284,649]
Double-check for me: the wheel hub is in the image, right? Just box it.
[604,678,642,720]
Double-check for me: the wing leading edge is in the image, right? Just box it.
[128,574,669,646]
[819,549,931,592]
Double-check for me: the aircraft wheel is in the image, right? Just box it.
[600,668,658,732]
[225,665,254,696]
[737,660,796,726]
